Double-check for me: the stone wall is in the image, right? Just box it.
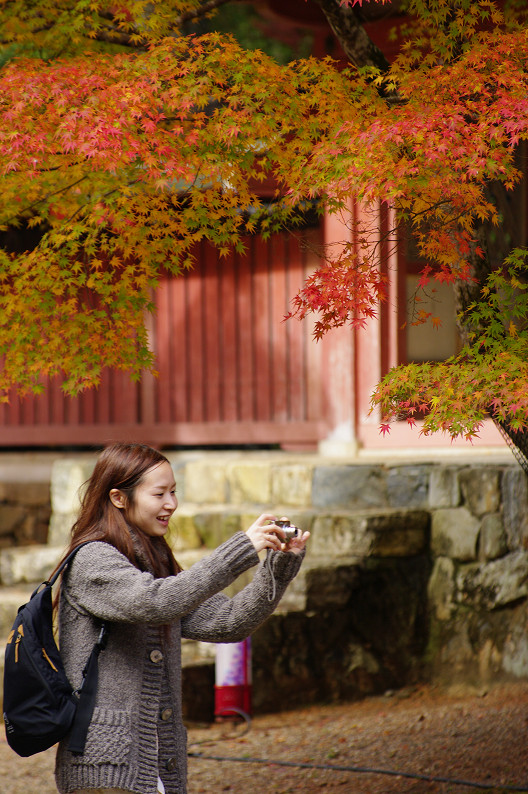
[0,481,50,550]
[171,454,528,699]
[427,464,528,686]
[1,450,526,718]
[0,452,55,552]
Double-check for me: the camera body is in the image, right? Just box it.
[274,519,299,542]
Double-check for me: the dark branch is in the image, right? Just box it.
[176,0,234,27]
[93,0,237,47]
[312,0,390,72]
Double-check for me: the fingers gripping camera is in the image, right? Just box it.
[273,519,300,542]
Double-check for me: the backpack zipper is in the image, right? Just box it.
[42,647,59,672]
[11,621,63,705]
[14,624,24,663]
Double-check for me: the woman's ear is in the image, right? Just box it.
[109,489,127,510]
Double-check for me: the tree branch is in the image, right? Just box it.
[92,0,238,47]
[176,0,234,27]
[312,0,391,72]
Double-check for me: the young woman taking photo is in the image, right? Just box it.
[53,442,309,794]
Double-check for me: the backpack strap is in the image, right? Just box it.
[68,621,109,755]
[48,542,110,757]
[47,542,93,588]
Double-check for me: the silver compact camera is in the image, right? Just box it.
[274,519,299,542]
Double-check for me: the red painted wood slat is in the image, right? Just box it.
[253,234,272,422]
[203,241,221,423]
[218,248,238,422]
[236,244,254,423]
[0,227,325,449]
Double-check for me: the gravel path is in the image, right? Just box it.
[2,683,528,793]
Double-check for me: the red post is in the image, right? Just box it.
[214,639,252,721]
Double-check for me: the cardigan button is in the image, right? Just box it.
[160,707,173,721]
[166,757,178,772]
[150,649,163,663]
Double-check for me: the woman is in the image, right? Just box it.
[54,442,309,794]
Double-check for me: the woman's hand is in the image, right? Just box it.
[245,514,310,555]
[283,527,310,555]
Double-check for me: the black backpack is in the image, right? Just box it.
[3,543,109,757]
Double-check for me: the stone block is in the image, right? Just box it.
[192,511,242,549]
[0,481,50,507]
[184,461,227,504]
[430,621,476,681]
[0,505,25,537]
[228,462,271,504]
[51,459,94,515]
[47,513,74,548]
[479,513,508,561]
[310,510,429,558]
[387,465,430,508]
[0,545,63,586]
[459,467,501,517]
[502,467,528,550]
[502,604,528,678]
[303,562,362,610]
[252,555,430,712]
[429,467,461,508]
[181,663,215,722]
[0,584,34,649]
[165,457,188,502]
[431,507,480,561]
[457,550,528,610]
[477,637,502,685]
[271,464,313,507]
[167,512,203,551]
[13,508,51,545]
[427,557,456,621]
[312,466,387,509]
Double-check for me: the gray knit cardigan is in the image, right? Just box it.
[54,532,303,794]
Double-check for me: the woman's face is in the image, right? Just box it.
[122,461,178,537]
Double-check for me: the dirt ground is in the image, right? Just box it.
[2,683,528,794]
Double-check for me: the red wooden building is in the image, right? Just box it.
[0,1,509,453]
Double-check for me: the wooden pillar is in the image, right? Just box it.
[318,204,359,456]
[319,200,400,454]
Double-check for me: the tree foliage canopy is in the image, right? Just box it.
[1,0,528,439]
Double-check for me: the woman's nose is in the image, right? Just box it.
[166,494,178,511]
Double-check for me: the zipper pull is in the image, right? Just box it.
[14,635,21,663]
[13,624,24,663]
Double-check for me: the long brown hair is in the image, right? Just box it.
[54,442,182,585]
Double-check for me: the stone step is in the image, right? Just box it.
[0,544,64,587]
[170,504,430,562]
[47,452,437,547]
[0,583,34,652]
[0,506,429,588]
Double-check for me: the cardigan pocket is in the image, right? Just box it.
[71,707,132,765]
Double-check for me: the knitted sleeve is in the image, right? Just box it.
[181,549,304,643]
[62,533,259,625]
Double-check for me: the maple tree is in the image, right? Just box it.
[1,0,528,440]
